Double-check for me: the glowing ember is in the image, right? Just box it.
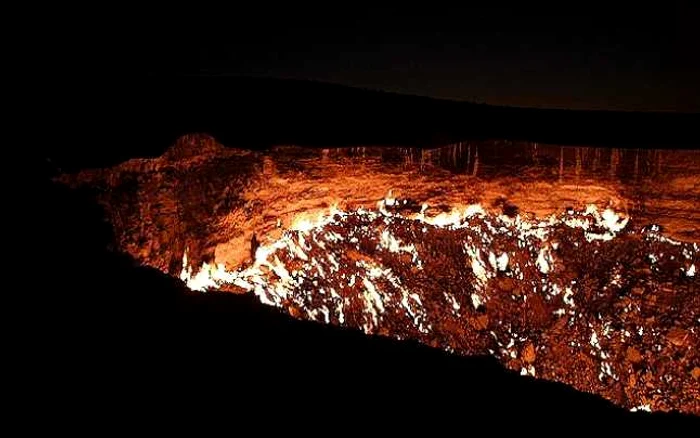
[175,201,697,415]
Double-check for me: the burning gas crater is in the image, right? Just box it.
[181,199,699,414]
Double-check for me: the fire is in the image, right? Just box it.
[415,204,486,228]
[176,196,698,414]
[176,199,690,320]
[67,137,700,415]
[180,201,634,293]
[290,204,341,232]
[179,251,240,292]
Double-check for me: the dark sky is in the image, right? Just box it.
[48,4,700,112]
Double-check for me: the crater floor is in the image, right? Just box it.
[64,134,700,414]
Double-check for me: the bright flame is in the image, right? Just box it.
[496,253,509,271]
[178,201,670,296]
[536,247,552,274]
[601,208,629,233]
[419,204,486,228]
[290,204,341,232]
[174,197,697,416]
[180,251,238,292]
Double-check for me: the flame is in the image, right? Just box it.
[179,200,643,294]
[536,247,553,274]
[416,204,486,228]
[179,252,238,292]
[601,208,629,233]
[290,204,341,232]
[174,196,697,415]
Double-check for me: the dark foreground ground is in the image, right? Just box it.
[30,154,698,431]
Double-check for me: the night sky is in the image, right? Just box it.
[47,4,700,112]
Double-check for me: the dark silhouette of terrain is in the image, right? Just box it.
[42,76,699,172]
[32,153,698,429]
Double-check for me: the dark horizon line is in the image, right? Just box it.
[142,72,700,116]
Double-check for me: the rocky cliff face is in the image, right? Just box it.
[62,134,265,273]
[63,135,700,277]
